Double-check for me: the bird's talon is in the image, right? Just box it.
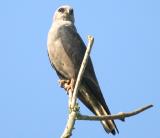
[59,78,75,93]
[58,79,70,88]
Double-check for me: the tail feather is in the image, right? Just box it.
[96,104,118,135]
[101,121,116,135]
[78,82,119,135]
[101,119,118,135]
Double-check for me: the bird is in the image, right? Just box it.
[47,5,118,135]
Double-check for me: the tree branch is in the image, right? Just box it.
[70,36,94,108]
[60,35,153,138]
[61,35,94,138]
[76,104,153,121]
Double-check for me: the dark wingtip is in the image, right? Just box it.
[111,129,116,135]
[111,129,119,135]
[102,123,119,135]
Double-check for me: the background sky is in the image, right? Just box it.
[0,0,159,138]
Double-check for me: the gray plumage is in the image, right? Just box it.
[47,5,118,135]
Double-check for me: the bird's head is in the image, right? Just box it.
[53,5,75,23]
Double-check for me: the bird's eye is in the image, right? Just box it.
[58,8,65,13]
[70,9,73,14]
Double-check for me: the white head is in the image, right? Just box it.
[53,5,75,23]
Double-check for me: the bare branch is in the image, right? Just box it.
[71,35,94,108]
[61,35,94,138]
[60,35,153,138]
[76,104,153,121]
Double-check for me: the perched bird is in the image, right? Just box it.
[47,5,118,135]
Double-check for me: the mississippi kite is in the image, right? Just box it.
[47,5,118,135]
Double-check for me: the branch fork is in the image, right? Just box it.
[60,35,153,138]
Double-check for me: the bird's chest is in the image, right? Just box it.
[48,30,75,79]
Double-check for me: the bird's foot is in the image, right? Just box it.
[58,79,70,88]
[58,78,75,93]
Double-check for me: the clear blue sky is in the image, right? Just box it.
[0,0,159,138]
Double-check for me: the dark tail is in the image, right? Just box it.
[96,104,119,135]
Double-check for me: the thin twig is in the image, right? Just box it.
[76,104,153,121]
[71,36,94,108]
[61,35,94,138]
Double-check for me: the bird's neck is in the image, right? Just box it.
[52,20,74,29]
